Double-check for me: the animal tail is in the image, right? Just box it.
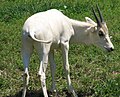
[29,32,51,43]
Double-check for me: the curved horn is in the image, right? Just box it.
[92,7,101,26]
[96,4,104,22]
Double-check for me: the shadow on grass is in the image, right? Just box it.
[7,89,44,97]
[7,89,94,97]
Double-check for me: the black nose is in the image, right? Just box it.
[110,47,114,51]
[107,47,114,52]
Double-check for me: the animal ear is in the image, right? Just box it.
[89,26,97,33]
[85,17,97,26]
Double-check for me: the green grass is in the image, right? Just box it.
[0,0,120,97]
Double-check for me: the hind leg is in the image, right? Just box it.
[37,43,51,97]
[22,50,32,97]
[21,35,33,97]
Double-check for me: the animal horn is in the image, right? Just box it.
[92,7,101,26]
[96,4,104,22]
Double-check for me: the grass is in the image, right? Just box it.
[0,0,120,97]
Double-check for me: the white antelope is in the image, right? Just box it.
[21,6,114,97]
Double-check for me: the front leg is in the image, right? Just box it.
[49,50,57,93]
[61,41,78,97]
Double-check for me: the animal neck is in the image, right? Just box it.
[70,19,93,44]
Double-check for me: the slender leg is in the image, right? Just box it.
[38,43,51,97]
[21,43,33,97]
[49,50,57,93]
[21,34,33,97]
[61,41,78,97]
[22,65,29,97]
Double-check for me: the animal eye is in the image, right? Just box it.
[99,31,104,37]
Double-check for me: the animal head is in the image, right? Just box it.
[85,5,114,52]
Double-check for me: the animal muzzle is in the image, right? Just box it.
[104,37,114,52]
[104,46,114,52]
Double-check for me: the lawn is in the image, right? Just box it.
[0,0,120,97]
